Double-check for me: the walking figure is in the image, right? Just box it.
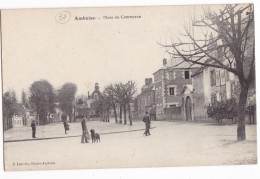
[143,112,151,136]
[31,120,36,138]
[81,117,90,143]
[63,120,70,134]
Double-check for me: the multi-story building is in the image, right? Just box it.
[182,26,255,122]
[153,58,199,120]
[137,78,156,120]
[182,65,238,121]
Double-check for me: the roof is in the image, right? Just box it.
[138,84,154,97]
[191,67,204,77]
[153,68,166,75]
[153,61,201,75]
[167,62,201,69]
[181,85,194,94]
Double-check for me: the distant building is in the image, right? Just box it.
[12,103,26,127]
[153,58,199,120]
[74,104,90,119]
[130,97,139,119]
[137,78,156,119]
[86,83,102,116]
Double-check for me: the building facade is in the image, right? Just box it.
[137,78,156,120]
[153,58,199,120]
[183,27,255,122]
[182,65,238,121]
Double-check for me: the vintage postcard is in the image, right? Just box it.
[1,4,256,171]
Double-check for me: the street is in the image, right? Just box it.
[4,120,257,171]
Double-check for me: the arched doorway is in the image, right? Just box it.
[185,96,192,121]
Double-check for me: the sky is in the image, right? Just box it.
[2,4,225,101]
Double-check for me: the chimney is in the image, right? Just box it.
[163,58,167,66]
[95,83,99,90]
[88,91,90,98]
[149,78,153,85]
[145,78,149,85]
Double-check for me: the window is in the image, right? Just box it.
[169,71,174,79]
[169,104,177,108]
[157,88,162,98]
[169,87,175,96]
[226,70,230,81]
[210,70,216,86]
[216,71,220,86]
[220,70,225,85]
[211,94,217,104]
[184,71,190,79]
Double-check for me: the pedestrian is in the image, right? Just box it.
[143,111,151,136]
[81,117,90,143]
[63,120,70,134]
[31,120,36,138]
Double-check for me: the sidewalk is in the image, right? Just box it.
[3,120,155,142]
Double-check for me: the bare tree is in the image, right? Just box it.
[114,81,137,125]
[161,4,254,141]
[103,84,119,123]
[114,83,125,124]
[124,81,137,126]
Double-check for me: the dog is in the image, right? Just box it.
[90,129,100,143]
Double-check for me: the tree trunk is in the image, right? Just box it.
[237,83,249,141]
[113,105,118,123]
[123,104,127,125]
[119,105,122,124]
[128,103,133,126]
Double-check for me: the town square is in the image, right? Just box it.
[1,4,257,171]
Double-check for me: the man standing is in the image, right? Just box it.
[63,120,70,134]
[81,117,89,143]
[143,111,151,136]
[31,120,36,138]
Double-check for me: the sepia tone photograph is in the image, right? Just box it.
[1,3,257,171]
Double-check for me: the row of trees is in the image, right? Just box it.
[92,81,137,126]
[3,80,77,126]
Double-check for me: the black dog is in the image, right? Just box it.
[90,129,100,143]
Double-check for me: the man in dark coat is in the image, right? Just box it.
[31,120,36,138]
[143,112,151,136]
[81,117,89,143]
[63,120,70,134]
